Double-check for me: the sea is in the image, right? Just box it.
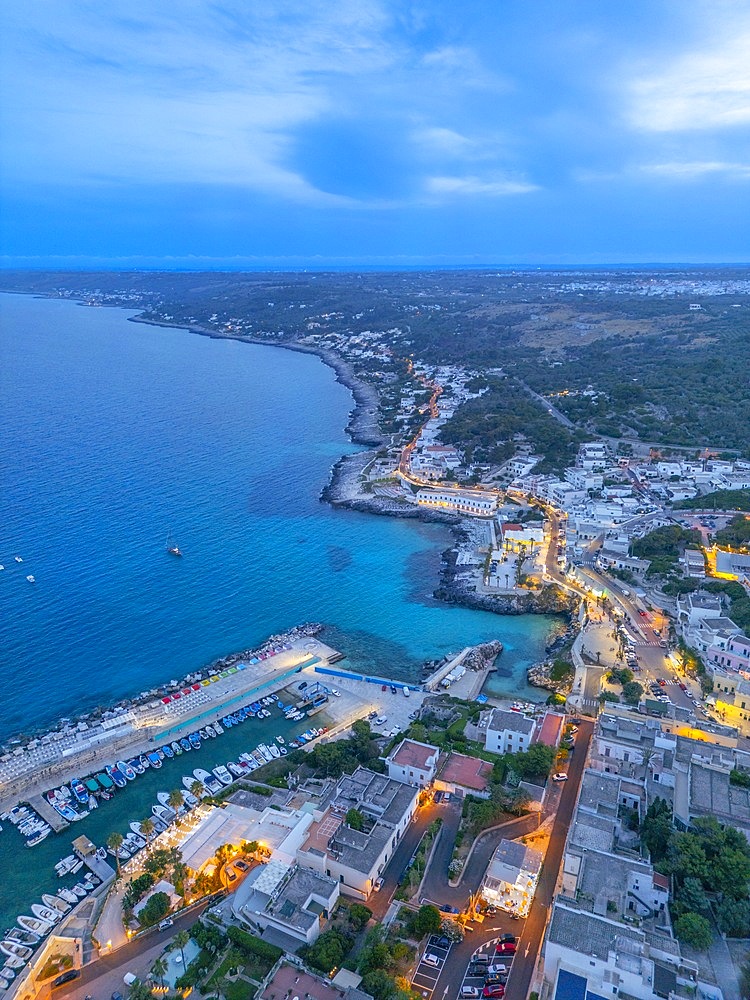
[0,292,557,930]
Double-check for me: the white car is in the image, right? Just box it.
[552,772,568,782]
[375,715,387,726]
[331,688,341,697]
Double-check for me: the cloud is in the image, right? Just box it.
[628,29,750,132]
[639,160,750,179]
[425,175,538,197]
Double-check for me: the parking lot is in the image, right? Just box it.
[456,936,518,1000]
[412,934,453,998]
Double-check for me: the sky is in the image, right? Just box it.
[2,0,750,267]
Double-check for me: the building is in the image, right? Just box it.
[676,591,723,628]
[233,860,339,945]
[498,522,544,551]
[485,708,536,754]
[714,547,750,582]
[178,803,312,875]
[259,963,373,1000]
[435,752,492,799]
[297,767,419,899]
[414,487,499,517]
[681,548,706,578]
[481,839,543,917]
[385,739,440,787]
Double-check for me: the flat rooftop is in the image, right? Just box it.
[440,752,492,792]
[389,739,439,770]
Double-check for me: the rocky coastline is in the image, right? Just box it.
[526,660,574,695]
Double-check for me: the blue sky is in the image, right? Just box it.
[2,0,750,266]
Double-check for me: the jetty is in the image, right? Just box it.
[27,792,69,833]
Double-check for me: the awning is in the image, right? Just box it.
[162,697,171,704]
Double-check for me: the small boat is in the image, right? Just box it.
[280,747,288,755]
[179,738,191,752]
[259,745,273,762]
[17,915,52,937]
[147,752,162,769]
[166,535,182,557]
[151,816,167,834]
[188,733,201,749]
[71,883,87,897]
[227,761,244,778]
[96,771,114,789]
[88,796,98,809]
[5,928,38,946]
[26,575,35,583]
[139,754,151,770]
[171,741,183,756]
[276,736,285,745]
[0,974,12,990]
[212,765,233,786]
[85,777,101,794]
[14,556,23,564]
[27,828,51,846]
[221,716,233,728]
[204,725,217,738]
[53,801,78,822]
[31,904,60,925]
[198,729,209,741]
[106,764,127,788]
[193,768,221,794]
[129,757,145,774]
[88,875,101,886]
[70,779,89,806]
[1,957,25,970]
[125,832,145,849]
[161,744,174,759]
[269,744,281,759]
[0,943,32,962]
[182,790,198,806]
[2,968,16,980]
[153,804,174,823]
[96,847,107,860]
[58,888,78,905]
[213,721,224,735]
[71,859,84,874]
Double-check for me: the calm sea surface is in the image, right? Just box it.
[0,292,556,928]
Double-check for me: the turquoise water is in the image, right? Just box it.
[0,292,556,929]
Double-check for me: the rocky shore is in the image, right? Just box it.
[526,660,574,695]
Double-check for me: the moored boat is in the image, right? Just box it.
[147,752,162,769]
[96,771,114,790]
[161,745,174,759]
[31,904,60,925]
[179,738,191,752]
[17,915,52,937]
[70,779,89,806]
[114,761,134,781]
[0,943,32,962]
[105,765,126,788]
[212,764,233,786]
[171,741,183,756]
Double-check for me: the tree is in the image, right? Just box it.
[622,681,644,705]
[304,928,352,973]
[151,957,168,987]
[640,798,673,863]
[674,912,713,951]
[412,904,442,938]
[348,903,372,931]
[174,929,190,969]
[190,780,205,800]
[107,831,124,879]
[137,892,170,928]
[676,877,709,917]
[346,808,365,831]
[716,897,750,938]
[128,982,153,1000]
[512,743,555,779]
[139,818,155,845]
[168,789,185,816]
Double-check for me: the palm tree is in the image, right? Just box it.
[174,929,190,970]
[107,831,124,879]
[190,780,205,801]
[168,789,184,821]
[151,957,168,988]
[139,818,155,850]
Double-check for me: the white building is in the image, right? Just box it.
[415,488,498,517]
[297,767,418,899]
[233,860,339,945]
[485,708,536,754]
[385,739,440,787]
[481,839,543,917]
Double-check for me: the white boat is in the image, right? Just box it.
[151,816,168,834]
[14,556,22,564]
[26,575,35,584]
[204,725,217,738]
[125,832,145,850]
[212,765,233,786]
[43,894,70,914]
[157,791,178,810]
[31,905,60,925]
[5,929,38,946]
[276,736,285,745]
[71,884,87,897]
[0,942,31,962]
[193,768,222,794]
[152,804,173,824]
[1,956,25,970]
[269,744,281,759]
[182,790,198,806]
[227,761,244,778]
[213,721,224,735]
[259,744,273,762]
[2,967,16,980]
[17,915,52,937]
[182,776,201,795]
[71,859,84,874]
[57,888,78,905]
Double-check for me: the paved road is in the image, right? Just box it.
[367,799,442,921]
[504,717,593,1000]
[60,902,211,1000]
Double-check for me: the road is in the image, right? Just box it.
[60,902,211,1000]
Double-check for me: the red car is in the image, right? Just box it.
[483,988,505,999]
[495,942,517,955]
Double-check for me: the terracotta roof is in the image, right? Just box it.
[441,752,492,791]
[390,739,439,770]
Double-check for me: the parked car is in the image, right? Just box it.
[373,876,384,891]
[158,917,174,930]
[52,971,80,989]
[235,859,249,872]
[375,715,387,725]
[495,942,517,955]
[486,963,509,976]
[461,988,481,998]
[482,986,505,998]
[390,685,398,694]
[568,726,578,735]
[440,903,460,914]
[433,935,451,949]
[499,934,516,944]
[423,953,441,968]
[552,772,568,782]
[298,681,308,690]
[434,790,444,804]
[331,688,341,697]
